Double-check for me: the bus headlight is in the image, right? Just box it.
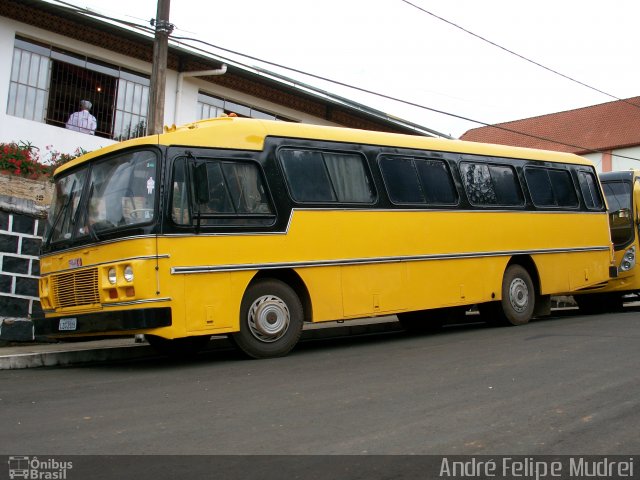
[124,265,134,282]
[108,267,117,284]
[620,246,636,272]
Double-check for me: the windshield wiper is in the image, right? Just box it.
[46,180,77,245]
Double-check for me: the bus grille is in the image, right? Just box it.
[52,268,100,308]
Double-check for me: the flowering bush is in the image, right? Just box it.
[0,141,46,178]
[46,145,88,172]
[0,141,87,179]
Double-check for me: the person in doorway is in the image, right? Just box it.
[65,99,97,135]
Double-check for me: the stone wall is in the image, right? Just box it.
[0,211,45,319]
[0,174,52,341]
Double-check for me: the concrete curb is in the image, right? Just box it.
[0,318,403,370]
[0,343,156,369]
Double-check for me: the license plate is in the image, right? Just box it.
[58,318,77,331]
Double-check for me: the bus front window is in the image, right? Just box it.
[83,150,158,233]
[47,169,88,243]
[603,181,634,247]
[44,150,158,250]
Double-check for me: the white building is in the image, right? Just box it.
[1,0,446,160]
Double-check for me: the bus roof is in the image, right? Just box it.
[55,117,595,176]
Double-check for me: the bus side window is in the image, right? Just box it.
[460,162,523,207]
[460,163,497,205]
[578,170,604,210]
[525,166,578,208]
[379,156,425,204]
[379,155,458,205]
[415,159,458,205]
[175,157,274,226]
[220,162,273,214]
[279,148,374,204]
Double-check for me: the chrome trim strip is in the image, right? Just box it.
[102,297,172,308]
[41,255,170,277]
[171,246,610,275]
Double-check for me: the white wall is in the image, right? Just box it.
[611,146,640,172]
[1,15,341,162]
[583,146,640,173]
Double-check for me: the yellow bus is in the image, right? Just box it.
[37,117,614,358]
[574,170,639,312]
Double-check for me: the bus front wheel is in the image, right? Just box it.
[231,279,304,359]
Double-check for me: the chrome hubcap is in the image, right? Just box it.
[509,278,529,313]
[247,295,290,342]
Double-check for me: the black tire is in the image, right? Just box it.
[231,279,304,359]
[398,306,466,333]
[481,265,535,326]
[146,334,211,358]
[499,264,535,326]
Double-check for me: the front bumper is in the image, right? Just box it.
[35,307,172,337]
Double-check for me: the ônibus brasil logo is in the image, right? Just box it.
[7,456,73,479]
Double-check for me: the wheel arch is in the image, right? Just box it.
[506,255,541,296]
[249,269,313,323]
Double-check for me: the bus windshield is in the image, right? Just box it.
[45,150,158,249]
[602,180,634,247]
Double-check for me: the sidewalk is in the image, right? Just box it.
[0,317,403,370]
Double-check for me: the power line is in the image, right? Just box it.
[171,35,640,165]
[50,0,156,33]
[399,0,640,112]
[47,0,640,164]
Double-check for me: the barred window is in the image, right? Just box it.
[7,43,49,122]
[7,37,149,141]
[114,76,150,141]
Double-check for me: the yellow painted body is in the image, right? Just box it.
[40,118,614,339]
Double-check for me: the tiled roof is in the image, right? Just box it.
[459,97,640,154]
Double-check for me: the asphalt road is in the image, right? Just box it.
[1,308,639,456]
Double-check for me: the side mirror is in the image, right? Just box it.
[191,162,210,204]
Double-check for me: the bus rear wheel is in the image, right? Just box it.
[231,279,304,359]
[481,265,535,326]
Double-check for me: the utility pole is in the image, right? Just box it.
[147,0,173,135]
